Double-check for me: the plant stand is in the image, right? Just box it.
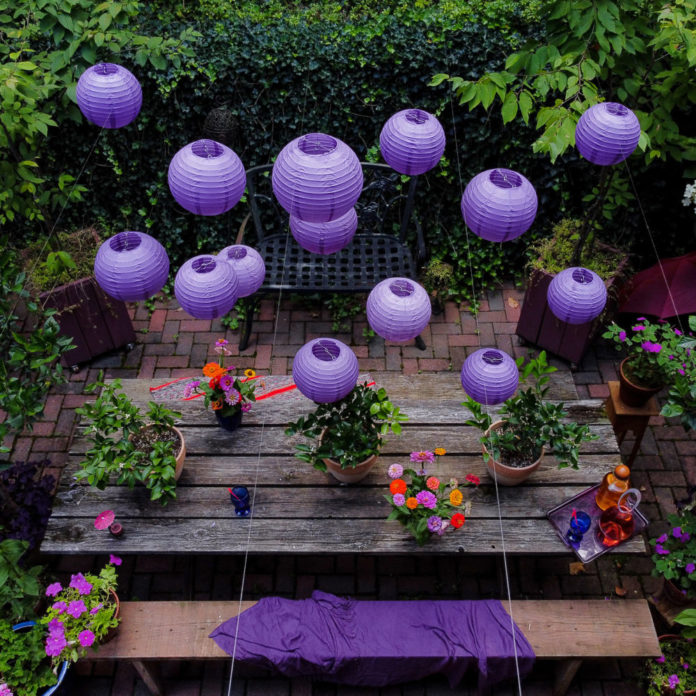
[40,277,136,372]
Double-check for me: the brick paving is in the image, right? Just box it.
[7,280,696,695]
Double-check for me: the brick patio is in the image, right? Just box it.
[9,280,696,695]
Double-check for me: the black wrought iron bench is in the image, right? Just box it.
[236,162,427,351]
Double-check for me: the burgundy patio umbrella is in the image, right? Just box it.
[618,251,696,318]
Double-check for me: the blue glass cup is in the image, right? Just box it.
[566,511,591,545]
[230,486,250,517]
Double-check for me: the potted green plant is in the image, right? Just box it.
[421,258,454,315]
[463,351,597,485]
[659,316,696,431]
[0,539,43,623]
[75,375,185,505]
[285,382,408,484]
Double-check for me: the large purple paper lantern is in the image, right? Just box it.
[289,208,358,255]
[174,255,239,319]
[168,140,246,216]
[366,278,431,342]
[94,231,169,302]
[379,108,446,175]
[461,169,538,242]
[292,338,359,403]
[575,102,641,166]
[76,63,142,129]
[461,348,519,405]
[217,245,266,297]
[272,133,363,223]
[547,267,607,324]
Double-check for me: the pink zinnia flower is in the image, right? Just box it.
[78,629,96,647]
[427,515,443,533]
[241,402,252,413]
[426,476,440,491]
[45,582,62,597]
[224,388,241,406]
[218,374,234,391]
[416,490,437,509]
[215,338,229,347]
[392,493,405,506]
[388,463,403,479]
[410,450,435,463]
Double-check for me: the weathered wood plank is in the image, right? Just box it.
[41,517,646,555]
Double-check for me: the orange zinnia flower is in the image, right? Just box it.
[203,362,221,377]
[449,489,463,506]
[389,479,407,495]
[451,512,465,528]
[434,447,446,456]
[211,399,223,410]
[406,497,418,509]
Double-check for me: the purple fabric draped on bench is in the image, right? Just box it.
[209,591,535,689]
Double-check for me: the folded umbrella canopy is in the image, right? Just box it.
[618,251,696,319]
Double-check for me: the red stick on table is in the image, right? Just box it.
[227,487,241,501]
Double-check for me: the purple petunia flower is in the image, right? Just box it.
[90,603,103,615]
[669,674,680,689]
[641,341,662,353]
[675,329,683,335]
[684,662,690,670]
[392,493,405,507]
[679,369,686,375]
[45,632,67,657]
[657,533,668,544]
[655,543,670,555]
[416,490,437,509]
[655,654,665,664]
[78,629,96,647]
[673,527,684,538]
[67,599,87,618]
[388,463,404,479]
[686,563,696,575]
[427,515,443,533]
[669,355,675,360]
[619,330,627,342]
[48,618,65,636]
[51,601,67,614]
[633,324,645,331]
[109,554,122,566]
[0,683,13,696]
[45,582,62,597]
[69,573,92,595]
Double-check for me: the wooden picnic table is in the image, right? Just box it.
[41,372,647,556]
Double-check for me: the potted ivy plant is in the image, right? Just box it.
[285,382,408,484]
[463,351,597,485]
[75,374,185,505]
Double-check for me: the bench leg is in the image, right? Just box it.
[238,298,257,352]
[553,658,582,696]
[132,660,164,696]
[415,335,426,351]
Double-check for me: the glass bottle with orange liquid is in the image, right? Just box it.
[598,488,641,547]
[595,464,630,510]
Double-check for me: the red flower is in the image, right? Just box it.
[451,513,466,528]
[389,479,407,495]
[426,476,440,491]
[465,474,481,486]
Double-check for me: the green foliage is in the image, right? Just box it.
[661,315,696,431]
[420,258,454,313]
[649,509,696,598]
[639,636,696,695]
[326,294,365,333]
[0,539,43,623]
[676,608,696,639]
[0,619,57,696]
[463,351,596,469]
[285,383,408,471]
[0,247,73,453]
[75,375,182,504]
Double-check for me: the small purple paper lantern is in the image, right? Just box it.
[366,278,431,342]
[217,245,266,297]
[94,231,169,302]
[379,108,446,175]
[289,207,358,255]
[168,140,246,216]
[76,63,142,129]
[547,267,607,325]
[272,133,363,223]
[292,338,359,403]
[174,255,239,319]
[461,348,519,405]
[461,169,538,243]
[575,102,641,166]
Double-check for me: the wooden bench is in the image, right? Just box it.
[236,162,427,351]
[88,599,659,696]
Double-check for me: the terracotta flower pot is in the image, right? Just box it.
[618,357,663,407]
[319,430,379,484]
[133,425,186,481]
[482,421,544,486]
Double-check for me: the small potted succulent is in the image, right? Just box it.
[285,382,408,484]
[76,374,185,505]
[463,351,596,485]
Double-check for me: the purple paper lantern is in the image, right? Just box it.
[168,140,246,216]
[76,63,142,129]
[217,245,266,297]
[461,348,519,405]
[575,102,641,166]
[174,255,239,319]
[292,338,359,403]
[289,207,358,255]
[547,267,607,325]
[461,169,538,242]
[379,108,446,175]
[272,133,363,223]
[94,231,169,302]
[366,278,431,342]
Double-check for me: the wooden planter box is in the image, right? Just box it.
[515,249,628,368]
[40,277,136,371]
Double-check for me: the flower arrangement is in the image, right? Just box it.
[384,448,479,545]
[187,339,256,418]
[40,556,121,667]
[639,637,696,696]
[650,509,696,599]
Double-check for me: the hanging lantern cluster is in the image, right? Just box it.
[366,278,431,343]
[575,102,641,166]
[461,168,538,243]
[547,267,607,325]
[174,255,239,320]
[168,139,246,216]
[292,338,359,403]
[379,108,446,175]
[217,245,266,297]
[289,208,358,255]
[461,348,519,405]
[76,63,142,129]
[94,231,169,302]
